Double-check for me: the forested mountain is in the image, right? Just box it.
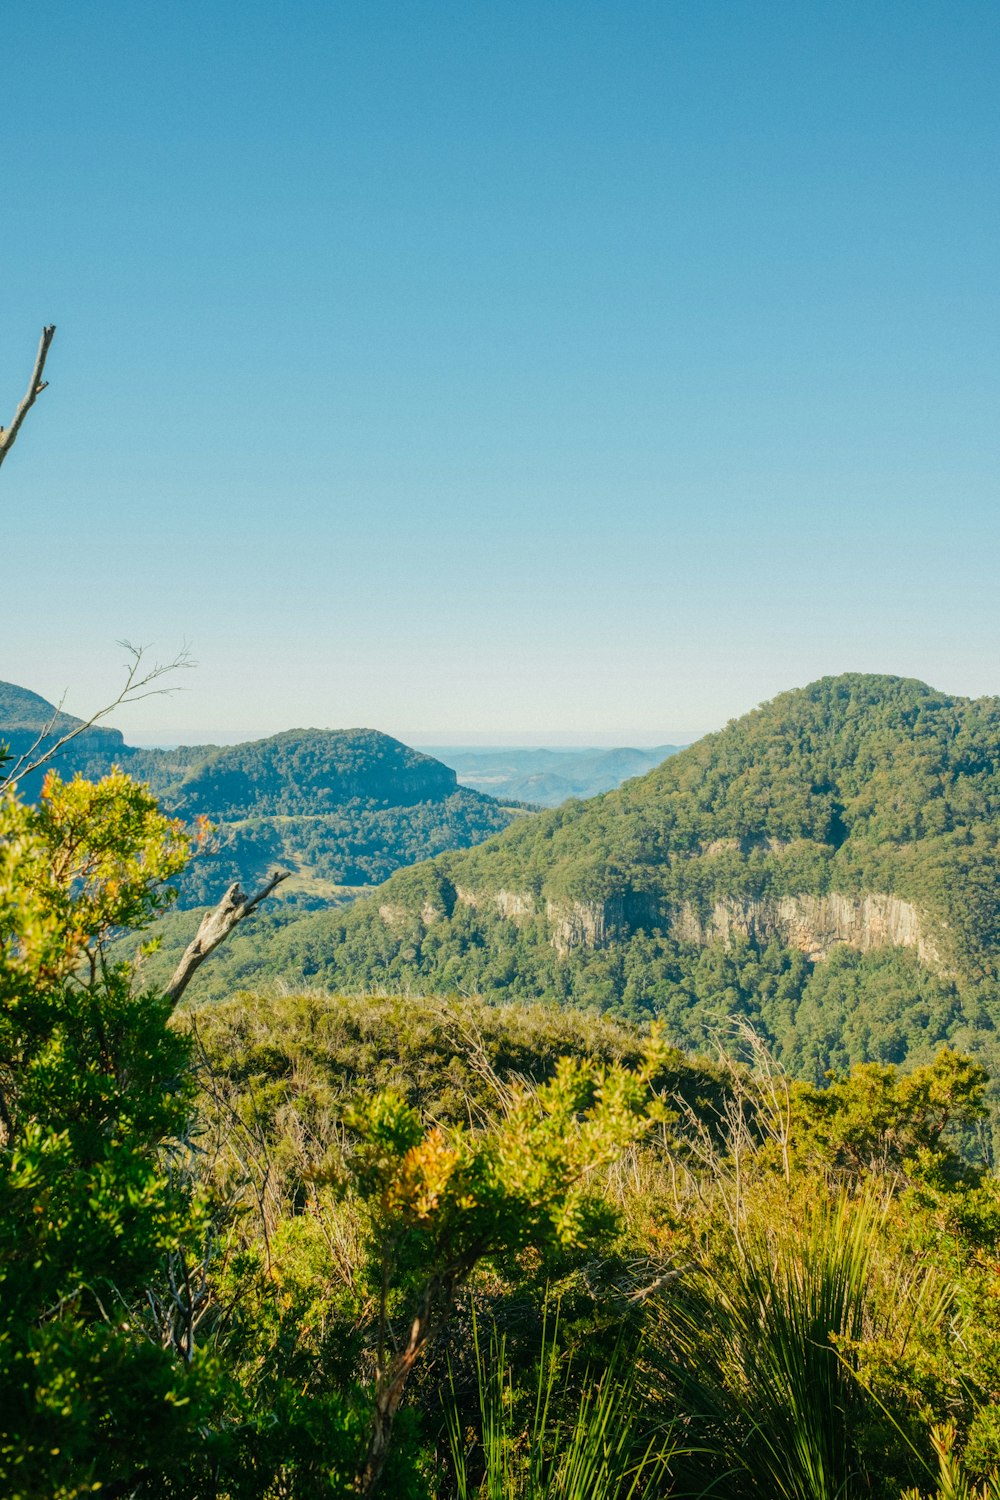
[0,683,523,904]
[423,742,682,805]
[164,675,1000,1088]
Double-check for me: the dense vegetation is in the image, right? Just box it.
[173,790,520,903]
[151,914,978,1077]
[6,761,1000,1496]
[175,676,1000,1103]
[360,673,1000,966]
[0,683,522,906]
[157,729,458,817]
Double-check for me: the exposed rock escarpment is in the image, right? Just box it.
[546,893,660,954]
[671,893,940,966]
[395,883,940,966]
[455,886,534,920]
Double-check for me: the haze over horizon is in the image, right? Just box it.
[121,727,701,752]
[3,2,998,737]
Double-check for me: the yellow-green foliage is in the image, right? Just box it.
[0,768,187,1008]
[0,772,204,1499]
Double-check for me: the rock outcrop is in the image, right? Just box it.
[455,886,535,920]
[428,883,941,966]
[544,892,660,955]
[671,892,940,966]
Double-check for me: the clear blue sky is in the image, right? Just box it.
[2,2,998,744]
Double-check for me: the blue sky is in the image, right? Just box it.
[1,2,998,744]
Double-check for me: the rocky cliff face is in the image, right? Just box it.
[671,893,940,966]
[451,886,660,955]
[546,892,661,954]
[407,881,941,967]
[456,886,535,920]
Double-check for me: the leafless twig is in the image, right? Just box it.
[0,325,56,473]
[0,640,195,790]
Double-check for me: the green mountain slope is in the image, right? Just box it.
[0,680,82,732]
[173,675,1000,1081]
[163,728,457,817]
[0,685,523,905]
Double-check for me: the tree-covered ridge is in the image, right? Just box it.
[439,672,1000,906]
[0,684,525,907]
[165,675,1000,1090]
[309,673,1000,960]
[162,728,458,818]
[0,679,85,733]
[142,729,521,902]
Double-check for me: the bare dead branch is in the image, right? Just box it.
[0,640,195,790]
[165,869,291,1009]
[0,325,56,472]
[626,1266,681,1303]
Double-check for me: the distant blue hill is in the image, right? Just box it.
[418,744,683,807]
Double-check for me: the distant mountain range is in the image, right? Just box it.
[0,682,520,906]
[419,744,681,806]
[1,682,694,907]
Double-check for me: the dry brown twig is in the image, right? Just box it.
[0,640,196,791]
[0,325,56,473]
[165,870,291,1009]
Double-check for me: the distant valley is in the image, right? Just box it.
[419,743,682,806]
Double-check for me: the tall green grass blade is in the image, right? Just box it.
[443,1300,677,1498]
[649,1189,946,1499]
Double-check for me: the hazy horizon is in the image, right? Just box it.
[120,727,700,752]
